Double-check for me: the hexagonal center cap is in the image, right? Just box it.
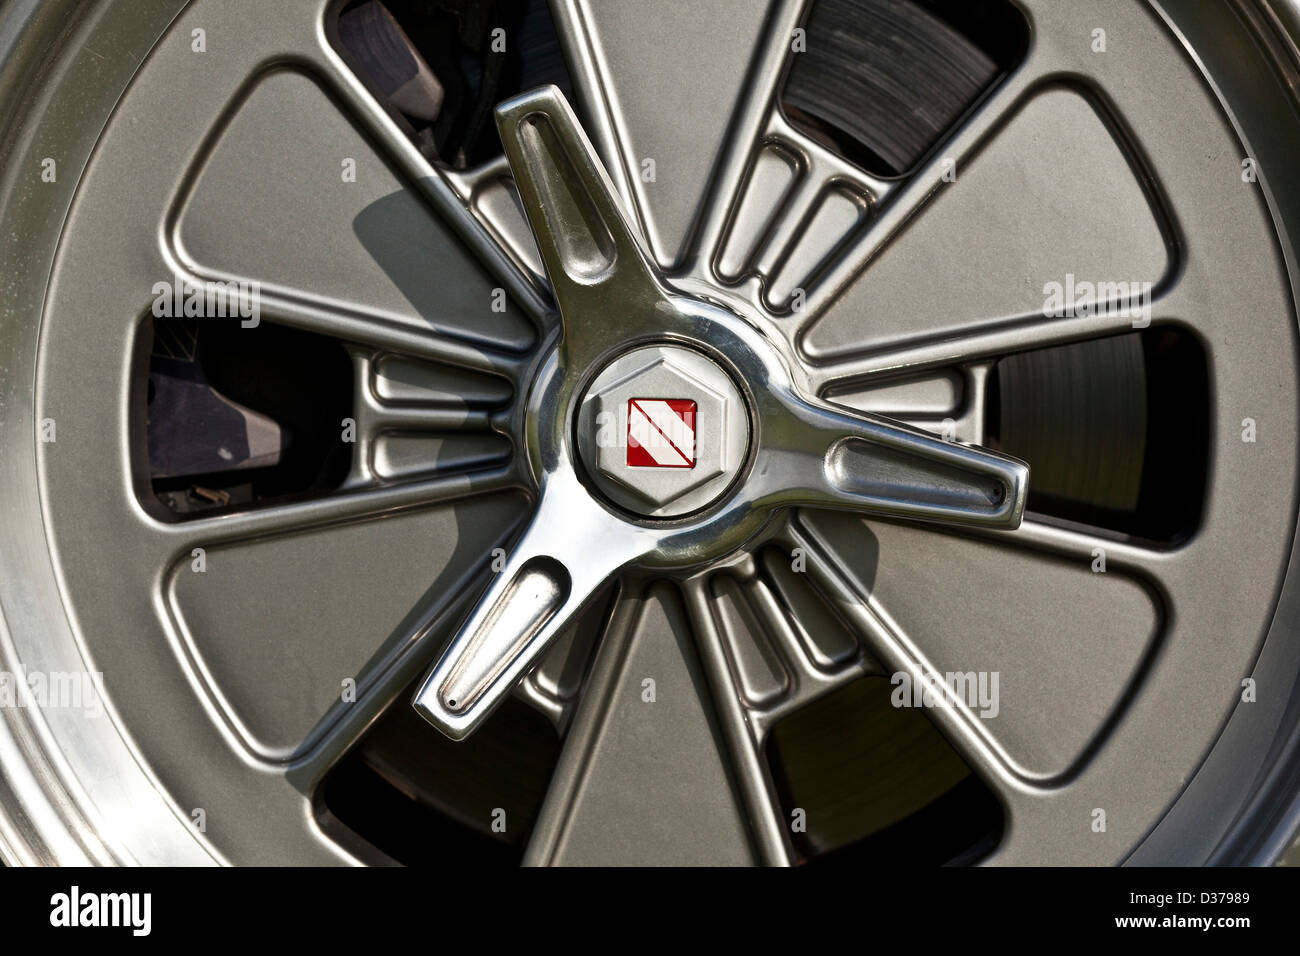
[576,345,750,517]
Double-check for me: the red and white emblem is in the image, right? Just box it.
[626,398,696,468]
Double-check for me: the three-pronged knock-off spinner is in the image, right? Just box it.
[411,85,1028,742]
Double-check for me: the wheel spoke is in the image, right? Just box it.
[145,466,518,558]
[179,278,533,380]
[792,511,1163,786]
[316,20,552,326]
[680,575,796,865]
[807,286,1181,391]
[990,517,1182,601]
[797,56,1180,378]
[741,532,884,733]
[167,63,542,362]
[792,45,1044,336]
[552,0,802,270]
[523,581,765,865]
[164,490,526,761]
[287,534,530,788]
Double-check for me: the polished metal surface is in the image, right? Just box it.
[2,0,1300,867]
[411,84,1027,742]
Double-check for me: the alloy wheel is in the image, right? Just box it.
[2,0,1300,866]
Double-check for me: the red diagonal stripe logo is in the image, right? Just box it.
[627,398,696,468]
